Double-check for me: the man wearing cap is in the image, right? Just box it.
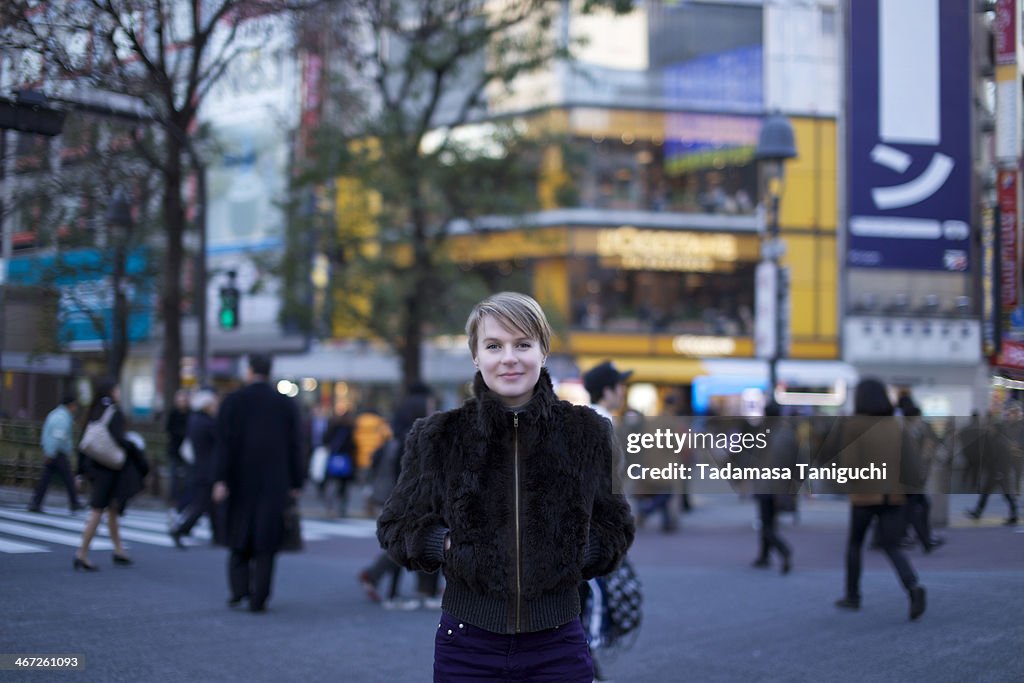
[29,394,82,513]
[583,360,632,422]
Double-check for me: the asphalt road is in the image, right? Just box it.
[1,493,1022,682]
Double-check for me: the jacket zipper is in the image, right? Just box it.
[513,412,522,633]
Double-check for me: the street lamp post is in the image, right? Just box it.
[106,187,133,380]
[754,113,797,397]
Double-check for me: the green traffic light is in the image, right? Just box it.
[218,285,239,330]
[219,308,236,329]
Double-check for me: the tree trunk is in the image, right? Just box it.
[400,190,430,390]
[400,299,423,391]
[110,240,128,381]
[161,137,185,415]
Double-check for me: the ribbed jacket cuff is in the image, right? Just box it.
[584,537,603,571]
[422,526,449,566]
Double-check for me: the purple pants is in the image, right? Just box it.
[433,612,593,683]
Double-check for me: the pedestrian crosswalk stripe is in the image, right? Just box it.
[0,505,340,553]
[0,508,185,548]
[0,520,115,550]
[301,518,378,539]
[0,537,49,553]
[111,508,360,540]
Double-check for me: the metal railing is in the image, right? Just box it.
[0,419,171,496]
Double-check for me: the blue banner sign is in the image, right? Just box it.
[6,248,154,348]
[847,0,972,271]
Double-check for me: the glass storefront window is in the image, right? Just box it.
[569,256,755,336]
[571,135,758,215]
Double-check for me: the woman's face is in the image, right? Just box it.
[474,315,544,407]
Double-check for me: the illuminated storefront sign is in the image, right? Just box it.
[672,335,737,357]
[596,227,738,272]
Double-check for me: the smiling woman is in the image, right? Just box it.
[377,291,635,683]
[468,294,550,407]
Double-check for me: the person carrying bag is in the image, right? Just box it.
[321,414,356,516]
[74,379,144,571]
[79,405,126,470]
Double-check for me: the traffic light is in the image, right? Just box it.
[218,286,240,330]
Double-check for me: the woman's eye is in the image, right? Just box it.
[517,342,532,349]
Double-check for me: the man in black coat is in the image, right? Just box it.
[213,355,304,613]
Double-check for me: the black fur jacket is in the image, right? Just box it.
[377,369,635,634]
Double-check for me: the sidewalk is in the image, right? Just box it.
[0,480,374,522]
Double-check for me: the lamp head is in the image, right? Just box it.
[754,114,797,164]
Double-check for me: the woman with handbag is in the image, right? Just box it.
[378,292,635,682]
[321,412,356,517]
[74,379,145,571]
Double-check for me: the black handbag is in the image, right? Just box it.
[281,502,303,553]
[598,557,643,645]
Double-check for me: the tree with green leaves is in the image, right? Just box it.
[286,0,632,388]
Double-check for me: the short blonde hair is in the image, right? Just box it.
[466,292,552,358]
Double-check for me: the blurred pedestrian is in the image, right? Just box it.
[965,401,1021,526]
[582,360,644,681]
[897,394,945,552]
[322,409,357,517]
[28,393,82,514]
[359,382,437,607]
[170,389,225,549]
[74,379,148,571]
[751,401,794,574]
[584,360,631,423]
[586,361,668,534]
[165,389,191,512]
[835,379,926,621]
[354,409,391,480]
[305,404,330,477]
[378,292,634,682]
[959,412,984,491]
[213,355,304,613]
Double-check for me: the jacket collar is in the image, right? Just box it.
[473,368,557,434]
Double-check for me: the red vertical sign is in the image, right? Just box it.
[999,169,1019,310]
[997,0,1017,65]
[298,53,324,161]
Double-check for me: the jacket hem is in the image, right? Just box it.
[441,579,581,634]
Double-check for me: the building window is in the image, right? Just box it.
[569,115,760,215]
[569,256,755,336]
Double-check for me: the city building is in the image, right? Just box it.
[0,1,999,418]
[281,0,850,415]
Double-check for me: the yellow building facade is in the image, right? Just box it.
[443,109,839,387]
